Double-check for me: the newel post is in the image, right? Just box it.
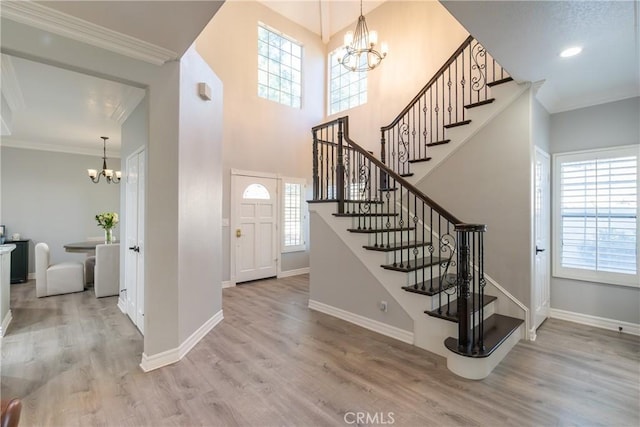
[455,223,487,355]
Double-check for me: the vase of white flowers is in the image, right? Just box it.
[96,212,119,244]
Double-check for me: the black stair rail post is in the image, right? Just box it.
[336,118,346,214]
[455,223,487,354]
[312,129,319,200]
[380,129,388,191]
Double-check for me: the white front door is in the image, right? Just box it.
[233,175,278,283]
[124,149,145,333]
[534,148,551,331]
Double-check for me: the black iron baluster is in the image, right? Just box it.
[336,121,344,214]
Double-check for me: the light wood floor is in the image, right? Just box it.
[1,275,638,426]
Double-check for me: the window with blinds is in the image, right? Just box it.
[553,146,639,287]
[282,180,306,252]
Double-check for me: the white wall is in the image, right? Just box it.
[1,146,120,272]
[326,1,469,153]
[195,1,325,282]
[549,96,640,324]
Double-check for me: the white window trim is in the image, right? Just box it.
[280,177,307,253]
[552,145,640,288]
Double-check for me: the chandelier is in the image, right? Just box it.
[338,0,388,72]
[87,136,121,184]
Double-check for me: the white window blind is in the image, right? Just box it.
[553,146,638,286]
[282,180,306,252]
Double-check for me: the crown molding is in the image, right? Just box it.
[110,86,146,125]
[0,1,178,66]
[0,54,27,112]
[1,138,121,158]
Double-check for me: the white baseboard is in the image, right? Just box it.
[178,309,224,359]
[222,280,235,289]
[550,308,640,336]
[308,299,413,344]
[140,347,180,372]
[0,309,12,337]
[140,309,224,372]
[117,298,127,314]
[28,272,35,280]
[278,267,310,278]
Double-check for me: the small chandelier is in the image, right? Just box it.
[87,136,121,184]
[338,0,388,72]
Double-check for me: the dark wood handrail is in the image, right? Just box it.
[380,35,474,132]
[339,117,463,225]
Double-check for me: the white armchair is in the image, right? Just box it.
[35,243,85,298]
[94,243,120,298]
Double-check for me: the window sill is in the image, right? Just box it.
[552,269,639,289]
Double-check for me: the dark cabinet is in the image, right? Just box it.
[8,240,29,284]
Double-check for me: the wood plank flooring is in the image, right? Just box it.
[1,275,638,426]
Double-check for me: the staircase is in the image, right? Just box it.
[308,36,527,380]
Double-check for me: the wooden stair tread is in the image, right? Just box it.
[381,256,444,272]
[402,274,456,296]
[399,172,414,177]
[444,120,471,129]
[363,240,431,252]
[408,157,432,164]
[307,199,383,204]
[426,139,450,147]
[379,187,399,192]
[333,213,398,217]
[348,226,415,234]
[444,313,524,358]
[487,76,514,87]
[464,98,495,109]
[425,293,497,323]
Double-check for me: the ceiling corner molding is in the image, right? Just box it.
[111,87,146,125]
[0,1,178,66]
[0,55,27,111]
[1,138,121,158]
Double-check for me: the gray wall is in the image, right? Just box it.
[310,212,413,331]
[1,18,222,359]
[177,47,223,342]
[419,90,534,311]
[1,146,120,272]
[549,96,640,324]
[533,97,551,152]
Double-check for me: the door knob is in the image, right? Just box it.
[236,229,242,238]
[536,246,545,254]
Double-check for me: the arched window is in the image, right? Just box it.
[243,183,270,200]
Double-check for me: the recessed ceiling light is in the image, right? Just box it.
[560,47,582,58]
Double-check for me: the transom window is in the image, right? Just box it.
[328,48,367,115]
[258,23,302,108]
[553,146,639,287]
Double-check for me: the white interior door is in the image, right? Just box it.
[233,175,277,283]
[534,148,551,330]
[124,149,145,333]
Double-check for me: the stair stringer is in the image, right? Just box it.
[403,81,531,185]
[311,202,488,359]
